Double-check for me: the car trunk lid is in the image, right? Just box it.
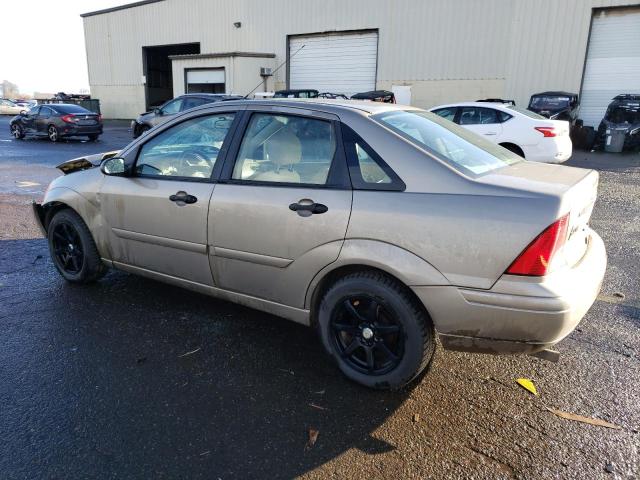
[479,161,598,271]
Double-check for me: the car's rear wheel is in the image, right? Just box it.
[10,124,25,139]
[47,209,107,283]
[317,271,435,390]
[500,142,525,158]
[48,125,59,142]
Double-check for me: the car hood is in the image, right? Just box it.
[137,111,155,122]
[56,151,120,175]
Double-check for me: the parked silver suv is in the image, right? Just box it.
[130,93,242,138]
[35,99,606,390]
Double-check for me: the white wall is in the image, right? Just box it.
[83,0,640,118]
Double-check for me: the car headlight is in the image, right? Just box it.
[630,127,640,135]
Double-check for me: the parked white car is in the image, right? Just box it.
[0,99,26,116]
[429,101,572,163]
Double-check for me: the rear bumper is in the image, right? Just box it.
[523,136,573,163]
[412,229,606,355]
[60,125,103,136]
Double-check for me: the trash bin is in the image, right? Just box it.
[604,128,626,153]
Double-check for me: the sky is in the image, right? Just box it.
[0,0,130,96]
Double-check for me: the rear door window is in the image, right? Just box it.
[231,113,336,185]
[459,107,500,125]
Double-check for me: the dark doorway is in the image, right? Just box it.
[143,43,200,110]
[187,83,225,94]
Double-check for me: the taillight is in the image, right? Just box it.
[534,126,557,137]
[61,114,77,123]
[506,214,569,276]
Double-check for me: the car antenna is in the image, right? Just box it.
[243,44,305,99]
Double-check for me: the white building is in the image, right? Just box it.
[82,0,640,125]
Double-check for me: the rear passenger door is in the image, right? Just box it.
[457,107,503,141]
[209,108,352,308]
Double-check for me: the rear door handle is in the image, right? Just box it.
[484,132,497,136]
[289,200,328,216]
[169,191,198,204]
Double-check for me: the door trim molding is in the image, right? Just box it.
[212,246,293,268]
[112,228,206,254]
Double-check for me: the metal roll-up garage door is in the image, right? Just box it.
[288,31,378,97]
[580,7,640,127]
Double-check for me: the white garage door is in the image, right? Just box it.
[580,8,640,127]
[186,69,225,84]
[289,31,378,96]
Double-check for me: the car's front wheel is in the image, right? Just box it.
[87,134,99,141]
[10,124,25,139]
[317,271,435,390]
[47,209,107,283]
[48,125,59,142]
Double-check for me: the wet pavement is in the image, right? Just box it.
[0,114,639,479]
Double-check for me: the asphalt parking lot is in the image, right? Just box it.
[0,114,638,479]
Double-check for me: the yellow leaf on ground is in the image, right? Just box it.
[516,378,538,395]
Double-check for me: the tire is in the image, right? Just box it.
[87,134,99,141]
[48,125,59,142]
[317,271,435,390]
[47,209,107,283]
[500,143,525,158]
[139,125,150,137]
[10,124,25,139]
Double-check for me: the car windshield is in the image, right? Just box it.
[605,105,640,124]
[529,96,571,110]
[507,105,546,119]
[373,110,521,176]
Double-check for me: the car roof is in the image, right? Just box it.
[180,93,241,98]
[532,91,577,97]
[197,98,418,116]
[430,101,513,111]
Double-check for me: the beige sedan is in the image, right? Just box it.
[33,99,606,389]
[0,99,26,115]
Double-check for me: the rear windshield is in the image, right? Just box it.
[605,105,640,124]
[507,105,546,119]
[52,104,92,114]
[373,110,522,176]
[529,96,570,110]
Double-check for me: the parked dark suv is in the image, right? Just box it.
[130,94,242,138]
[595,94,640,152]
[10,104,103,142]
[528,91,579,123]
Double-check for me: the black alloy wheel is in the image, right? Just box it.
[51,221,84,274]
[331,295,404,375]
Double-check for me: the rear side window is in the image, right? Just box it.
[54,104,91,114]
[432,107,457,122]
[39,107,53,117]
[181,97,209,111]
[232,113,336,185]
[374,110,521,176]
[497,110,513,122]
[341,124,404,190]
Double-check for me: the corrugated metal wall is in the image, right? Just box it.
[83,0,639,118]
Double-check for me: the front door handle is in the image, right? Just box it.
[289,199,328,216]
[169,191,198,204]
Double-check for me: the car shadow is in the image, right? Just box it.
[0,239,412,479]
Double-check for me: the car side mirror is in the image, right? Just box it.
[101,157,128,176]
[154,108,162,115]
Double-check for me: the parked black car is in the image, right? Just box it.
[273,89,319,99]
[528,91,579,122]
[131,94,242,138]
[595,94,640,152]
[350,90,396,103]
[10,104,103,142]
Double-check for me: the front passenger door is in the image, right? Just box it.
[209,110,352,308]
[22,106,39,133]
